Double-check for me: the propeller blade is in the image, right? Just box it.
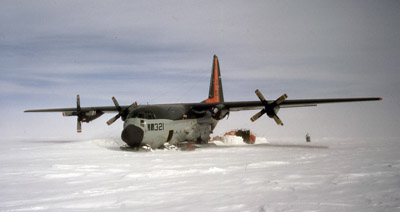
[112,96,121,109]
[121,101,138,121]
[107,97,138,125]
[77,120,82,133]
[275,93,288,105]
[273,115,284,126]
[108,96,138,125]
[250,110,265,122]
[107,114,121,125]
[255,89,266,102]
[252,90,286,125]
[77,95,81,111]
[128,101,138,111]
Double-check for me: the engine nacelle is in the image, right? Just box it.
[82,111,104,122]
[62,111,75,117]
[211,104,229,120]
[63,110,104,123]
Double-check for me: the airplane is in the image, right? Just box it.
[25,55,381,149]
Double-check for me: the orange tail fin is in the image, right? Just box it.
[204,55,224,103]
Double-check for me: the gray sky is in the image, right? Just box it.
[1,0,399,140]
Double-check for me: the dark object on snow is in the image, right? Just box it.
[224,129,256,144]
[306,133,311,142]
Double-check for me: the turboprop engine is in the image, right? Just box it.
[250,89,287,125]
[211,104,230,120]
[62,95,104,132]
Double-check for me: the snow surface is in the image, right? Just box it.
[213,135,269,146]
[1,137,399,212]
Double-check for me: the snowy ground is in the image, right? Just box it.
[1,136,399,212]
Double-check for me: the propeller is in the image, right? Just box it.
[250,89,287,126]
[77,118,82,133]
[62,95,104,133]
[76,95,83,133]
[74,95,97,133]
[107,96,138,125]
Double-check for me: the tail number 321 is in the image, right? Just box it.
[148,123,164,131]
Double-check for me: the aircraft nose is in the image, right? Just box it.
[121,124,144,147]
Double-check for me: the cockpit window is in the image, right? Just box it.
[145,111,156,119]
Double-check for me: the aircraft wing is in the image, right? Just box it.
[189,95,381,125]
[224,97,382,111]
[25,106,121,113]
[24,95,137,132]
[25,94,381,131]
[25,97,381,114]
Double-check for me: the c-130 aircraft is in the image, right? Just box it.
[25,55,381,149]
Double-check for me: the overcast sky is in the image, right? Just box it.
[1,0,399,141]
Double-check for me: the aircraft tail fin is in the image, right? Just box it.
[204,55,224,103]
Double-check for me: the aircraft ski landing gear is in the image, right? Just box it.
[120,146,140,152]
[163,143,179,151]
[119,144,153,152]
[120,143,181,152]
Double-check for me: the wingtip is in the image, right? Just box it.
[379,97,382,101]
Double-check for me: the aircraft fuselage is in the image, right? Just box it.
[121,105,218,148]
